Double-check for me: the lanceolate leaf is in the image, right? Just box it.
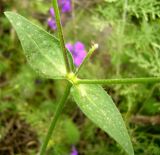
[72,84,134,155]
[5,11,67,79]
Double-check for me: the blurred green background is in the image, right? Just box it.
[0,0,160,154]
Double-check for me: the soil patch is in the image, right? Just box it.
[0,111,39,155]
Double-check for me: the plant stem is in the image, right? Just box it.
[52,0,71,73]
[77,77,160,85]
[40,82,72,155]
[75,44,98,75]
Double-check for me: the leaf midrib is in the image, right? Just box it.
[74,85,132,154]
[21,27,66,76]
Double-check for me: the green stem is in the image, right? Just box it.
[77,77,160,85]
[40,82,72,155]
[52,0,71,73]
[75,44,98,75]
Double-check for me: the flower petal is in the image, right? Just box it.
[49,7,55,17]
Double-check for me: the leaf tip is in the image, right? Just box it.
[125,141,134,155]
[4,11,12,17]
[4,11,15,23]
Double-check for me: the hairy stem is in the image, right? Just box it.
[77,77,160,85]
[52,0,71,73]
[40,82,72,155]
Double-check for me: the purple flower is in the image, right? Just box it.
[59,0,72,13]
[66,43,74,53]
[49,8,55,17]
[70,146,78,155]
[47,18,57,30]
[74,42,86,55]
[47,0,72,30]
[49,0,72,16]
[66,41,87,67]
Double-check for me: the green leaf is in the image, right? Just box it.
[4,11,66,79]
[71,84,134,155]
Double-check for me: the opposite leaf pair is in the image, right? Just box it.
[5,12,134,155]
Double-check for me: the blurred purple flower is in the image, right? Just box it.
[47,18,57,30]
[66,43,73,53]
[66,41,87,67]
[49,7,55,17]
[59,0,72,13]
[70,146,78,155]
[47,0,72,30]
